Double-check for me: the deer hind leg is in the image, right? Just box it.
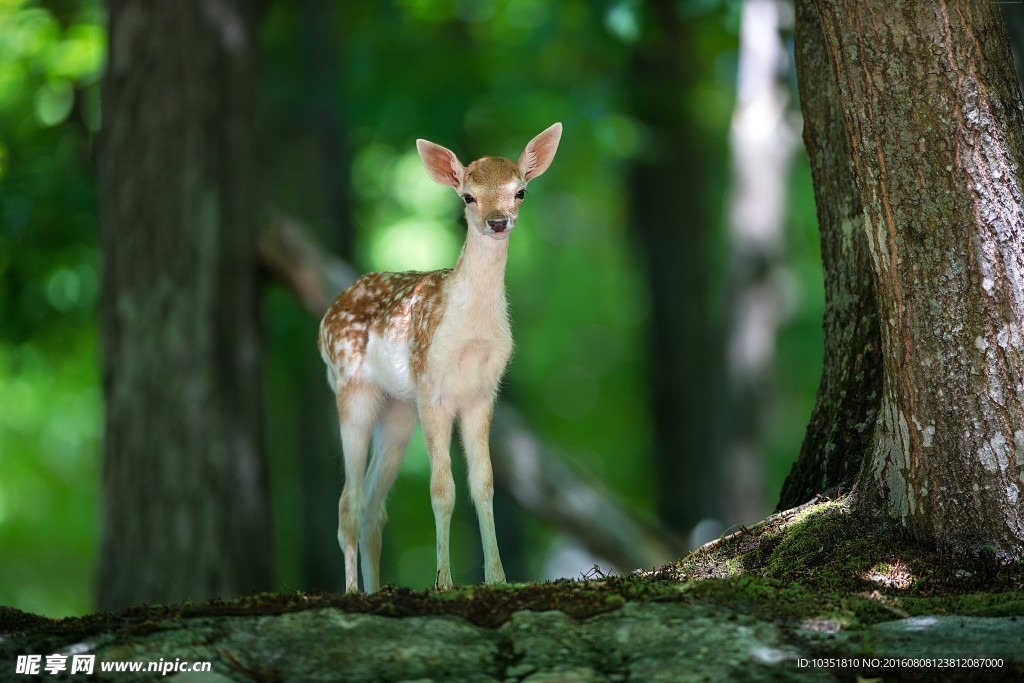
[460,398,506,584]
[360,399,418,594]
[336,385,382,593]
[418,400,456,590]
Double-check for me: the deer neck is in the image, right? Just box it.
[447,226,509,319]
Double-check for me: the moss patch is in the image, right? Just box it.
[665,494,1024,630]
[674,495,1024,593]
[0,577,682,640]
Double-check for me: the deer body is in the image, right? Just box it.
[319,124,561,593]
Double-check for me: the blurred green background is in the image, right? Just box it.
[0,0,823,617]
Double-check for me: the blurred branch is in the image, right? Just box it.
[257,208,682,572]
[258,208,358,312]
[491,406,680,572]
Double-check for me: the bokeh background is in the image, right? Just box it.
[0,0,825,617]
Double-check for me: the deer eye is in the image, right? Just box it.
[462,194,475,204]
[515,189,526,200]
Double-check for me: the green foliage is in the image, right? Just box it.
[0,338,98,616]
[0,0,105,617]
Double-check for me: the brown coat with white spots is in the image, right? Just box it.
[319,269,450,396]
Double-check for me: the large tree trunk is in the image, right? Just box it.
[777,0,883,510]
[97,0,270,608]
[795,0,1024,555]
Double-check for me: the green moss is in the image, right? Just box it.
[785,499,845,527]
[662,492,1024,637]
[762,503,883,590]
[672,498,863,582]
[901,592,1024,618]
[603,594,626,607]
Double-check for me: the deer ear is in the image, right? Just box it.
[518,122,562,182]
[417,139,465,190]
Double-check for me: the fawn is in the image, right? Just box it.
[318,123,562,592]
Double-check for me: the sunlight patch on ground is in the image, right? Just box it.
[860,561,914,590]
[779,498,847,530]
[798,617,842,633]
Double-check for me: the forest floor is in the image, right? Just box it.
[3,496,1024,682]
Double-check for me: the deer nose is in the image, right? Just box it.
[487,217,508,232]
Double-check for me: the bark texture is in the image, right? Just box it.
[97,0,270,608]
[777,0,883,510]
[816,0,1024,553]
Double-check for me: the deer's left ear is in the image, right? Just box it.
[518,122,562,182]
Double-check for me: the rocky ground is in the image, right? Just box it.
[3,498,1022,682]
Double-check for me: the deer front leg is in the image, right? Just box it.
[460,398,506,584]
[419,401,456,590]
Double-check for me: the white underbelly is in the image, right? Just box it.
[365,332,416,400]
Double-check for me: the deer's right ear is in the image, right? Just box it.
[417,139,465,190]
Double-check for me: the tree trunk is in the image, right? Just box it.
[97,0,270,608]
[296,0,351,594]
[777,0,883,510]
[721,0,799,525]
[800,0,1024,555]
[627,0,725,544]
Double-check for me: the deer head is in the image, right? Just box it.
[416,123,562,240]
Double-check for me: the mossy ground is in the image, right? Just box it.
[4,494,1022,643]
[670,494,1024,629]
